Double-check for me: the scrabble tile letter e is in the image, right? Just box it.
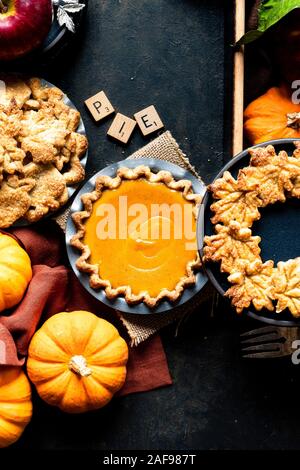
[134,105,164,136]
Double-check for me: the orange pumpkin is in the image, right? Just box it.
[0,367,32,448]
[0,233,32,312]
[244,86,300,145]
[27,311,129,414]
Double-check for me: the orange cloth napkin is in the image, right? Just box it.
[0,221,172,396]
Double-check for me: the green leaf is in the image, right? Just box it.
[237,0,300,45]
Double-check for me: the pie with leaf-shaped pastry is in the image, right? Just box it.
[204,144,300,317]
[0,76,87,227]
[71,165,202,307]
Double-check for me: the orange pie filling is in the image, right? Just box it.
[83,179,198,298]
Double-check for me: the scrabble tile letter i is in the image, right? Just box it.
[107,113,136,144]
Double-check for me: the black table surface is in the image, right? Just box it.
[5,0,300,452]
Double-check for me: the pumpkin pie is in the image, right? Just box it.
[71,165,202,307]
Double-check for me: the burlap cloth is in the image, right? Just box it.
[55,131,214,345]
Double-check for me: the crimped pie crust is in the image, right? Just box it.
[71,165,202,307]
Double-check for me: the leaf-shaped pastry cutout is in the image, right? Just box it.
[289,176,300,198]
[210,171,261,227]
[225,259,275,314]
[289,148,300,198]
[238,164,293,206]
[203,221,261,274]
[238,147,299,206]
[270,258,300,317]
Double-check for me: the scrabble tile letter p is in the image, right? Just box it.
[85,91,114,122]
[107,113,136,144]
[134,105,164,136]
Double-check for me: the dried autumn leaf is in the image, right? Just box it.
[203,221,261,274]
[57,6,75,33]
[225,259,275,314]
[56,0,85,33]
[270,258,300,317]
[210,171,262,227]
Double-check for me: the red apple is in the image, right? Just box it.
[0,0,53,61]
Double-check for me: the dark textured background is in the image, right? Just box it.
[42,0,229,184]
[5,0,300,452]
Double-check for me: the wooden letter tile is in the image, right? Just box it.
[134,105,164,136]
[85,91,114,122]
[107,113,136,144]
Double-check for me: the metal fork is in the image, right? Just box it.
[241,326,300,359]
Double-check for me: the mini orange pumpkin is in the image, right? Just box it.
[0,233,32,312]
[244,86,300,145]
[0,367,32,448]
[27,311,129,414]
